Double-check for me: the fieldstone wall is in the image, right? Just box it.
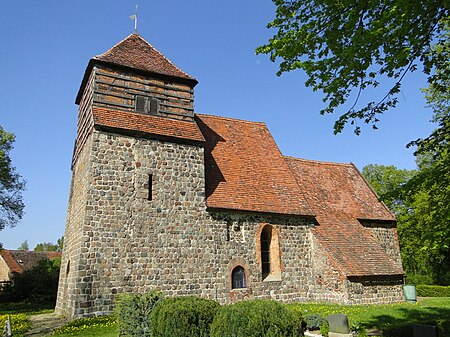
[209,212,315,304]
[309,235,348,303]
[56,133,94,318]
[57,128,327,318]
[58,129,405,318]
[345,279,404,305]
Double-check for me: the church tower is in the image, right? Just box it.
[56,34,208,318]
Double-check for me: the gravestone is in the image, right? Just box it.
[327,313,352,337]
[412,324,437,337]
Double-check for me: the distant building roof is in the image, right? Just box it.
[0,250,61,275]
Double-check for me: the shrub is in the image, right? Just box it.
[115,290,163,337]
[150,296,219,337]
[304,313,327,330]
[416,285,450,297]
[210,299,304,337]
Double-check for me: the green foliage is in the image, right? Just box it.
[34,241,60,252]
[57,236,64,251]
[406,273,434,286]
[0,313,29,337]
[0,125,25,233]
[362,162,450,285]
[150,296,219,337]
[417,285,450,297]
[17,240,29,251]
[361,164,414,213]
[210,299,304,337]
[257,0,449,135]
[114,290,163,337]
[319,322,330,337]
[0,302,54,315]
[52,315,116,336]
[304,313,327,330]
[0,257,61,303]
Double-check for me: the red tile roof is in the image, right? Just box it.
[196,114,314,216]
[286,157,403,277]
[94,34,196,83]
[0,250,62,275]
[76,34,197,104]
[93,107,205,143]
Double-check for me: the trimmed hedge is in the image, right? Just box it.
[416,285,450,297]
[115,290,163,337]
[210,299,305,337]
[150,296,219,337]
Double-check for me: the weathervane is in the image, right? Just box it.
[129,5,138,33]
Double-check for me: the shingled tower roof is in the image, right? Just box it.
[76,34,197,104]
[93,33,196,82]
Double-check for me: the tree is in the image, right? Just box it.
[0,257,61,304]
[362,163,450,285]
[362,164,414,213]
[0,126,25,232]
[34,242,59,252]
[256,0,449,134]
[57,236,64,252]
[17,240,29,251]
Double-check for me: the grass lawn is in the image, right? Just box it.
[288,297,450,336]
[0,301,55,337]
[2,298,449,336]
[52,324,117,337]
[51,315,117,336]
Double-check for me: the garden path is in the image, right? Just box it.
[25,313,67,337]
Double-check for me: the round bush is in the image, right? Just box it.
[304,313,327,331]
[210,299,305,337]
[149,296,220,337]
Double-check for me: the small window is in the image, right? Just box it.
[135,95,146,113]
[261,226,271,275]
[148,174,153,201]
[135,95,159,115]
[231,266,246,289]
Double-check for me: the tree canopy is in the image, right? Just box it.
[0,126,25,232]
[362,162,450,285]
[34,237,64,252]
[256,0,449,134]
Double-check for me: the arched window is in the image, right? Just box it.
[258,224,282,281]
[261,226,272,276]
[231,266,246,289]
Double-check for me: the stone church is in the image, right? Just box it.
[55,33,404,319]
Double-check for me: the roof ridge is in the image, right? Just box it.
[285,155,352,167]
[196,113,266,126]
[93,33,136,59]
[133,35,193,80]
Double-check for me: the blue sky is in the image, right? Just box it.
[0,1,435,250]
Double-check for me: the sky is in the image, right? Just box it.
[0,1,435,250]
